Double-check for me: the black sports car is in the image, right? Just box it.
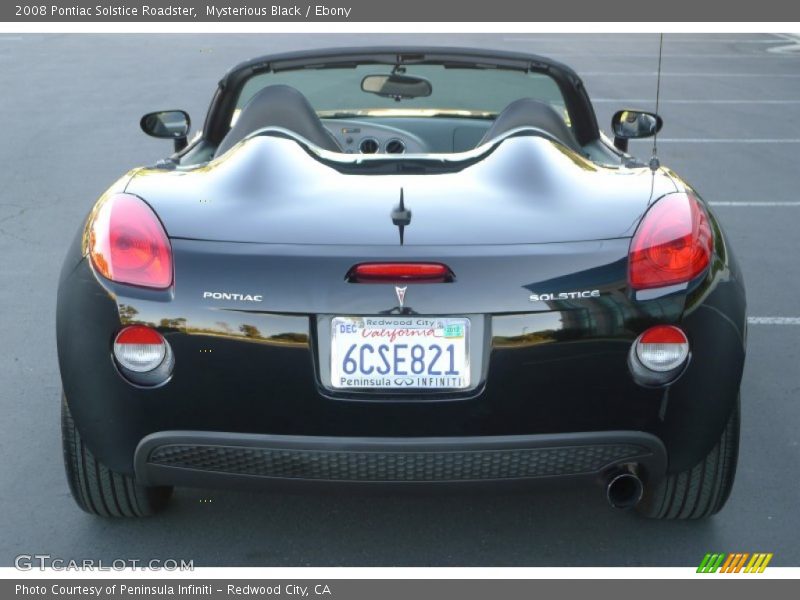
[56,47,746,519]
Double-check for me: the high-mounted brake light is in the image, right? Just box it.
[89,193,173,289]
[628,192,712,290]
[348,263,453,283]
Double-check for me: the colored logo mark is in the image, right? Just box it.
[697,552,773,573]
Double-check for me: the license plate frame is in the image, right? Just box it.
[329,316,471,390]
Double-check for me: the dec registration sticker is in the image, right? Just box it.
[330,316,470,390]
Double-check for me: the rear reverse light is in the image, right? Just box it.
[629,192,712,290]
[113,326,167,373]
[89,193,173,289]
[634,325,689,373]
[348,262,453,283]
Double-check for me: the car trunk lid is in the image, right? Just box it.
[126,135,677,246]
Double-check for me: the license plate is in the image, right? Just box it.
[330,316,470,389]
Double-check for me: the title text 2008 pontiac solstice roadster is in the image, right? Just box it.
[56,48,746,519]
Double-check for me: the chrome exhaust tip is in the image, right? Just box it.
[606,471,644,509]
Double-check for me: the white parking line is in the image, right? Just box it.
[501,37,785,44]
[593,99,800,104]
[526,54,800,59]
[772,33,800,42]
[748,317,800,325]
[644,139,800,143]
[581,72,800,77]
[709,202,800,207]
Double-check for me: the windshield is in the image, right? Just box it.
[234,64,570,125]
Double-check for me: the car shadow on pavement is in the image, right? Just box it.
[66,480,722,567]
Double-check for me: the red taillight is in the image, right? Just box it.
[348,262,453,283]
[628,192,712,290]
[89,193,173,289]
[114,325,164,346]
[639,325,687,345]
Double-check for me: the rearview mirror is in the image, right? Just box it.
[611,110,663,152]
[140,110,191,152]
[361,74,432,100]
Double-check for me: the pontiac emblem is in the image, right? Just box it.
[395,286,407,308]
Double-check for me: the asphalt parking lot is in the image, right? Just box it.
[0,33,798,567]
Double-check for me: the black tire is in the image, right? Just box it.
[61,395,172,517]
[637,395,740,519]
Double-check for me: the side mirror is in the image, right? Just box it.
[140,110,191,152]
[361,73,432,100]
[611,110,663,152]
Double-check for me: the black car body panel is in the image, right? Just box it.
[56,48,746,505]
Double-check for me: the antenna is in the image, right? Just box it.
[650,33,664,172]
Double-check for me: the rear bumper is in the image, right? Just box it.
[58,244,745,478]
[135,430,666,489]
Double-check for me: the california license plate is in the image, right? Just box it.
[330,316,470,389]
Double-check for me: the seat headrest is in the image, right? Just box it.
[215,84,342,157]
[478,98,582,152]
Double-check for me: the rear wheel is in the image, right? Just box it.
[637,395,740,519]
[61,395,172,517]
